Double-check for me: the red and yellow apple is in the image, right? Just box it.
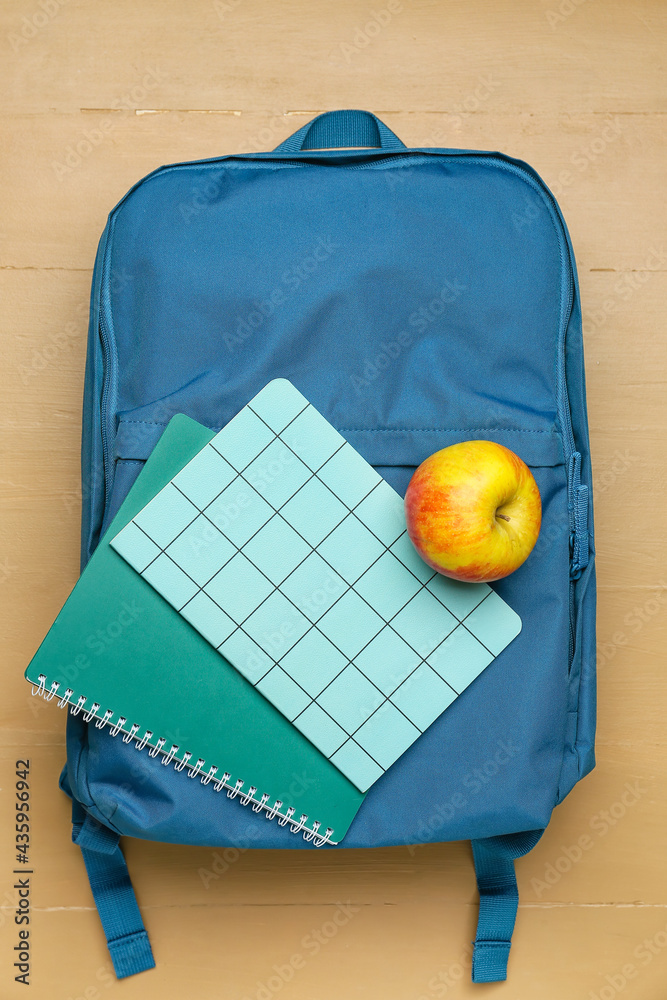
[404,440,541,583]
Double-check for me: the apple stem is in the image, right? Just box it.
[496,513,511,522]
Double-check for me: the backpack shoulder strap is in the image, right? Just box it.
[471,829,544,983]
[71,798,155,979]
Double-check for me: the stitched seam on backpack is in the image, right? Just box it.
[118,418,557,435]
[339,427,557,434]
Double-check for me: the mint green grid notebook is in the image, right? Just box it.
[112,380,522,792]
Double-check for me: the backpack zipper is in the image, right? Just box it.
[99,314,114,511]
[98,228,117,516]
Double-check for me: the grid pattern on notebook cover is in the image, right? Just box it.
[111,379,522,792]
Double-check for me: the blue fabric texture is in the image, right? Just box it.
[64,110,596,980]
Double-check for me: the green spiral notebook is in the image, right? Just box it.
[24,414,365,844]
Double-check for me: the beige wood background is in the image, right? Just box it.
[2,1,666,997]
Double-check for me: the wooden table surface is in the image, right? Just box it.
[2,2,666,997]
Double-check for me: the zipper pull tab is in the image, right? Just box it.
[568,452,589,580]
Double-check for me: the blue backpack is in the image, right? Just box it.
[60,110,596,984]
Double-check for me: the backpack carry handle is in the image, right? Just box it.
[274,109,406,152]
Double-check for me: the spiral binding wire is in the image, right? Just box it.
[31,675,334,846]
